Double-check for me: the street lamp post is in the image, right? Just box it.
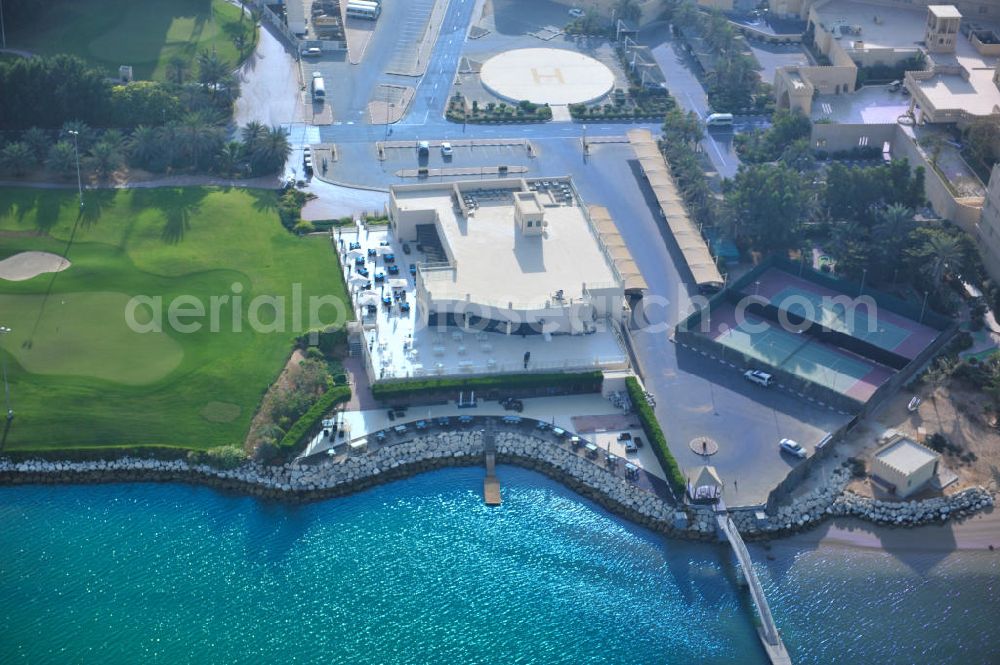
[0,325,12,422]
[582,124,588,156]
[859,267,867,296]
[67,129,84,210]
[919,290,929,323]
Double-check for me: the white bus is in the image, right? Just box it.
[346,0,381,19]
[705,112,734,127]
[311,73,326,102]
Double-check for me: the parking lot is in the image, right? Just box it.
[383,0,438,74]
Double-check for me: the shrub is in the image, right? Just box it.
[625,377,684,498]
[293,219,315,234]
[846,456,866,478]
[371,371,603,403]
[279,385,352,450]
[190,444,248,469]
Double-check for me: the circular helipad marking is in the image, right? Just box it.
[689,436,719,456]
[479,48,615,106]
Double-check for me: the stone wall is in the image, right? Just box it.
[0,430,992,542]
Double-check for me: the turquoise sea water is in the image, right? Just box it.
[0,466,997,664]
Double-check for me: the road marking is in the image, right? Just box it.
[707,137,727,166]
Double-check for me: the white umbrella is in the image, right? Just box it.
[349,275,370,286]
[358,292,379,305]
[388,278,408,290]
[346,249,366,259]
[369,245,391,255]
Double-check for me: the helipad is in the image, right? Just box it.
[479,48,615,106]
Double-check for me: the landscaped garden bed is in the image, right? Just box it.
[446,94,552,124]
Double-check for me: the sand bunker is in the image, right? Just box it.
[0,251,71,281]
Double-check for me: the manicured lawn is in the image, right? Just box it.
[8,0,252,80]
[0,187,348,451]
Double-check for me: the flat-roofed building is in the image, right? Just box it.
[871,435,941,497]
[388,178,625,338]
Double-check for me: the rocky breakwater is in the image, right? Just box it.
[492,431,719,541]
[732,464,995,537]
[0,431,487,500]
[827,487,994,526]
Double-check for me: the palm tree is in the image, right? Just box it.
[216,141,244,176]
[196,49,231,98]
[179,111,214,169]
[156,121,184,170]
[88,141,123,180]
[0,142,35,176]
[241,120,267,157]
[922,232,962,285]
[166,55,190,86]
[60,120,94,150]
[46,141,78,179]
[250,126,291,175]
[101,129,126,153]
[127,125,161,170]
[21,127,50,165]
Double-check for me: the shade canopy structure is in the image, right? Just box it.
[687,465,723,501]
[388,278,408,290]
[588,205,648,295]
[357,292,379,305]
[628,129,723,292]
[348,275,370,285]
[346,249,366,259]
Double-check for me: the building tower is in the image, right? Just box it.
[925,5,962,54]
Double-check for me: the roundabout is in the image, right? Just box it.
[479,48,615,106]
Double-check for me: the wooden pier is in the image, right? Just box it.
[483,432,501,506]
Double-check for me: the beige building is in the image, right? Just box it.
[870,436,941,498]
[775,1,1000,127]
[388,178,627,337]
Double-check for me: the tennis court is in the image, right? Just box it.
[704,302,891,401]
[780,337,890,397]
[750,267,939,359]
[711,312,811,367]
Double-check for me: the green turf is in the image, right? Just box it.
[0,187,348,451]
[7,0,252,80]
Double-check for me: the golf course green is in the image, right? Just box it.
[8,0,250,80]
[0,187,348,451]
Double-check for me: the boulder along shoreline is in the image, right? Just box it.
[0,430,993,543]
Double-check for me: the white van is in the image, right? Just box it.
[706,112,734,127]
[744,369,773,386]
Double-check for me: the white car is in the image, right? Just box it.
[440,142,453,156]
[569,8,585,17]
[779,438,807,458]
[302,47,322,58]
[743,369,773,387]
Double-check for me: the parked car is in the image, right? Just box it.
[302,47,322,58]
[568,7,584,17]
[888,80,902,92]
[779,438,807,458]
[417,141,430,156]
[744,369,774,387]
[440,142,453,156]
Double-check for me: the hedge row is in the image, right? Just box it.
[625,377,685,498]
[279,385,352,450]
[371,371,604,402]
